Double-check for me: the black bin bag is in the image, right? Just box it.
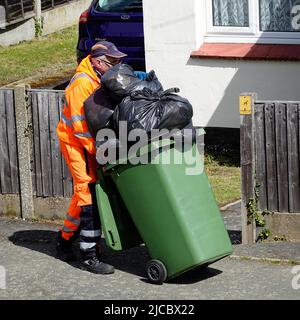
[131,70,163,93]
[84,87,116,138]
[101,64,163,103]
[113,87,193,133]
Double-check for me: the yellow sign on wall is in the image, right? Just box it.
[239,96,252,115]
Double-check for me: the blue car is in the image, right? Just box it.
[77,0,145,71]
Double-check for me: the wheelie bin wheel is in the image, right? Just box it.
[146,260,167,284]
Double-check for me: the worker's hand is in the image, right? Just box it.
[134,71,148,81]
[145,70,155,81]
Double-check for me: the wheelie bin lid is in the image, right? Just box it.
[98,127,205,171]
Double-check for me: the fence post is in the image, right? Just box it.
[34,0,42,38]
[4,0,10,23]
[20,0,25,18]
[14,84,34,219]
[34,0,42,20]
[240,93,257,244]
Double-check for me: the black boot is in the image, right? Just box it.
[79,202,113,274]
[56,231,77,262]
[80,251,115,274]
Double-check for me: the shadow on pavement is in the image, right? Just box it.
[166,266,223,285]
[9,230,58,258]
[102,243,224,284]
[138,265,223,285]
[8,230,149,278]
[100,242,150,278]
[9,230,224,285]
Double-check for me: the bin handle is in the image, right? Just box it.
[108,230,116,247]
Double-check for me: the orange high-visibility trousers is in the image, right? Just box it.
[59,140,98,240]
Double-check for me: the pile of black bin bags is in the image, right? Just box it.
[84,64,194,139]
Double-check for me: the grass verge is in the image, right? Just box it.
[0,25,78,87]
[205,153,241,207]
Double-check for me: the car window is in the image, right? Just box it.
[95,0,143,13]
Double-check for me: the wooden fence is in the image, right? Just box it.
[0,86,73,218]
[240,93,300,243]
[29,89,73,198]
[0,89,19,194]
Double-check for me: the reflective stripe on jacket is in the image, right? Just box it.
[56,55,100,154]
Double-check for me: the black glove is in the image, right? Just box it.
[145,70,155,81]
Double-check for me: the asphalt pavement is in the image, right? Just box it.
[0,204,299,300]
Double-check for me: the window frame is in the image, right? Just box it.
[205,0,300,44]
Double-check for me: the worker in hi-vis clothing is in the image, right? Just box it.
[56,41,128,274]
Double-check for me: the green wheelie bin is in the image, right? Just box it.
[95,130,233,284]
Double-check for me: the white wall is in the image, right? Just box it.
[42,0,91,35]
[143,0,300,128]
[0,19,35,46]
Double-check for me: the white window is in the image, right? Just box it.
[205,0,300,44]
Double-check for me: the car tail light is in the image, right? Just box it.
[79,10,89,24]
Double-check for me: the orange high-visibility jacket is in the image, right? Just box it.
[56,55,101,154]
